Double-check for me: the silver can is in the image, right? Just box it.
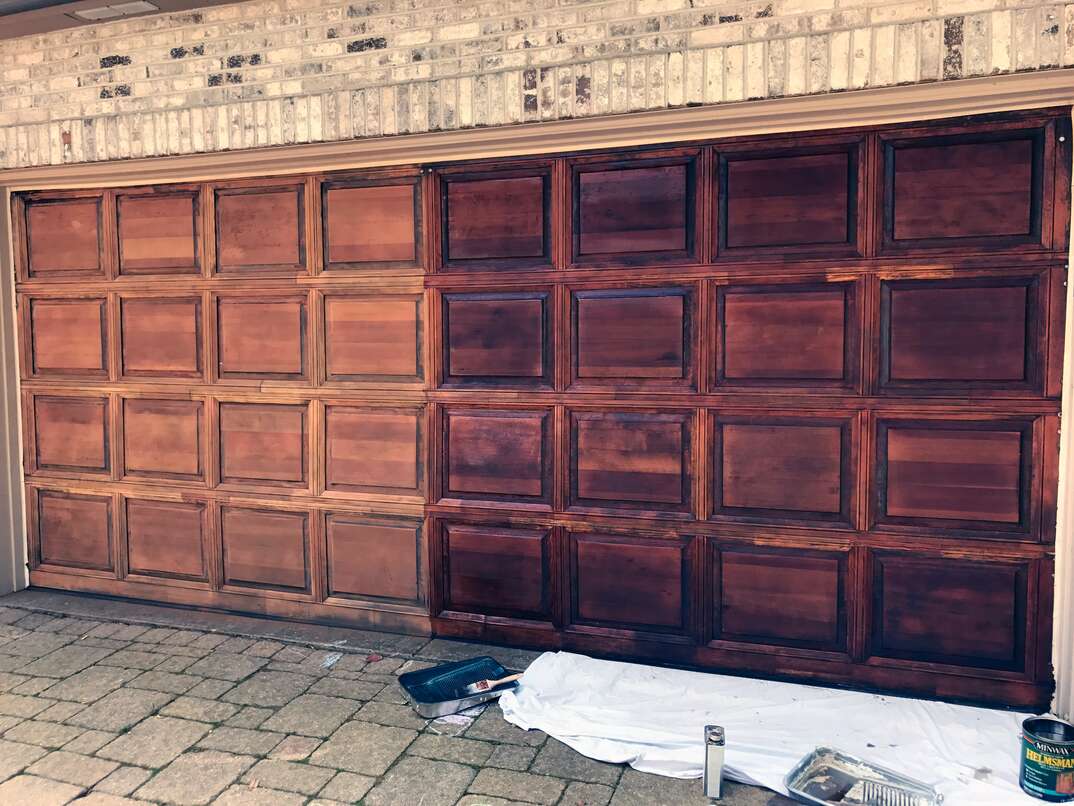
[704,725,725,800]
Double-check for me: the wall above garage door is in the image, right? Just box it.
[9,105,1071,709]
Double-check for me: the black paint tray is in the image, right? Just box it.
[399,656,520,718]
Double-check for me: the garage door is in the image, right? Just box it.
[12,109,1069,707]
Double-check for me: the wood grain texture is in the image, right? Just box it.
[323,180,419,268]
[443,408,551,504]
[217,296,307,380]
[24,197,103,278]
[117,191,199,274]
[32,396,109,474]
[326,514,421,602]
[324,295,421,381]
[221,505,310,592]
[215,185,305,271]
[325,406,422,495]
[120,297,202,379]
[219,402,308,488]
[577,165,690,255]
[443,291,550,386]
[125,498,207,581]
[443,522,551,620]
[28,298,107,378]
[122,398,203,481]
[37,489,113,571]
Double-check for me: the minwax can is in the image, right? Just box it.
[1021,716,1074,802]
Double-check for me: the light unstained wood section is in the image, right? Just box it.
[325,406,421,494]
[125,498,207,581]
[117,192,198,274]
[324,182,417,266]
[120,297,202,379]
[323,295,421,381]
[326,515,421,602]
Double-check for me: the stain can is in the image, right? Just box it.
[1021,716,1074,802]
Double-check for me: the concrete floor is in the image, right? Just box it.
[0,589,795,806]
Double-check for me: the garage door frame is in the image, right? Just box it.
[2,68,1074,714]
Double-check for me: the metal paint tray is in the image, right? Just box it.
[785,747,943,806]
[398,656,520,718]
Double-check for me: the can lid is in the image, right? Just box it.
[705,725,725,745]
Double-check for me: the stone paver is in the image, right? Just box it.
[0,595,786,806]
[365,756,475,806]
[0,773,83,805]
[98,716,209,767]
[309,720,416,775]
[136,750,255,805]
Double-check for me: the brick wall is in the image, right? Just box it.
[0,0,1071,168]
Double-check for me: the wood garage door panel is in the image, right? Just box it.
[122,399,203,482]
[875,418,1034,537]
[120,297,202,379]
[712,414,854,526]
[323,180,420,268]
[573,155,697,264]
[442,522,551,620]
[441,167,551,270]
[117,191,199,274]
[219,403,308,489]
[324,295,422,382]
[325,406,422,495]
[442,408,551,505]
[221,506,310,593]
[572,287,692,388]
[443,291,550,387]
[716,282,857,389]
[570,410,692,515]
[713,543,847,652]
[570,531,690,636]
[214,185,305,271]
[881,277,1038,393]
[719,145,859,256]
[36,489,113,572]
[32,396,109,475]
[23,197,104,279]
[28,298,108,378]
[327,515,422,603]
[870,552,1029,671]
[217,296,307,380]
[883,128,1045,252]
[125,498,207,581]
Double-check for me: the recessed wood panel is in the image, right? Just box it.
[717,283,854,388]
[33,396,109,474]
[441,169,551,269]
[327,515,422,603]
[881,278,1036,391]
[215,186,304,271]
[713,415,851,524]
[715,545,846,651]
[217,297,307,380]
[443,292,550,387]
[221,506,310,592]
[871,553,1028,670]
[720,148,856,252]
[573,287,691,387]
[323,181,419,267]
[571,410,691,514]
[443,408,551,504]
[219,403,307,488]
[323,295,421,382]
[443,522,550,620]
[117,191,198,274]
[29,298,107,377]
[884,130,1044,250]
[574,159,695,261]
[325,406,422,495]
[24,198,103,278]
[36,489,112,571]
[877,420,1029,532]
[122,399,202,481]
[571,532,689,634]
[125,498,206,581]
[120,297,202,379]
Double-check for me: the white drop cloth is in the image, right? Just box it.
[499,651,1043,805]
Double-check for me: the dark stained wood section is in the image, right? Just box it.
[14,109,1069,709]
[221,506,310,592]
[214,184,305,272]
[713,543,846,652]
[719,142,860,255]
[326,515,422,603]
[323,178,420,269]
[125,498,207,582]
[443,522,551,620]
[28,298,107,378]
[121,398,203,482]
[117,190,199,275]
[36,490,113,572]
[120,297,202,379]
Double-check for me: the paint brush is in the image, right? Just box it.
[458,672,523,696]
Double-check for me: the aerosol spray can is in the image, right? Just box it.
[704,725,725,800]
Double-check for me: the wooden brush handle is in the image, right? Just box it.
[472,672,523,691]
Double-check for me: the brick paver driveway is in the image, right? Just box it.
[0,591,792,805]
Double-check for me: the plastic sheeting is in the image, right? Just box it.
[499,651,1044,805]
